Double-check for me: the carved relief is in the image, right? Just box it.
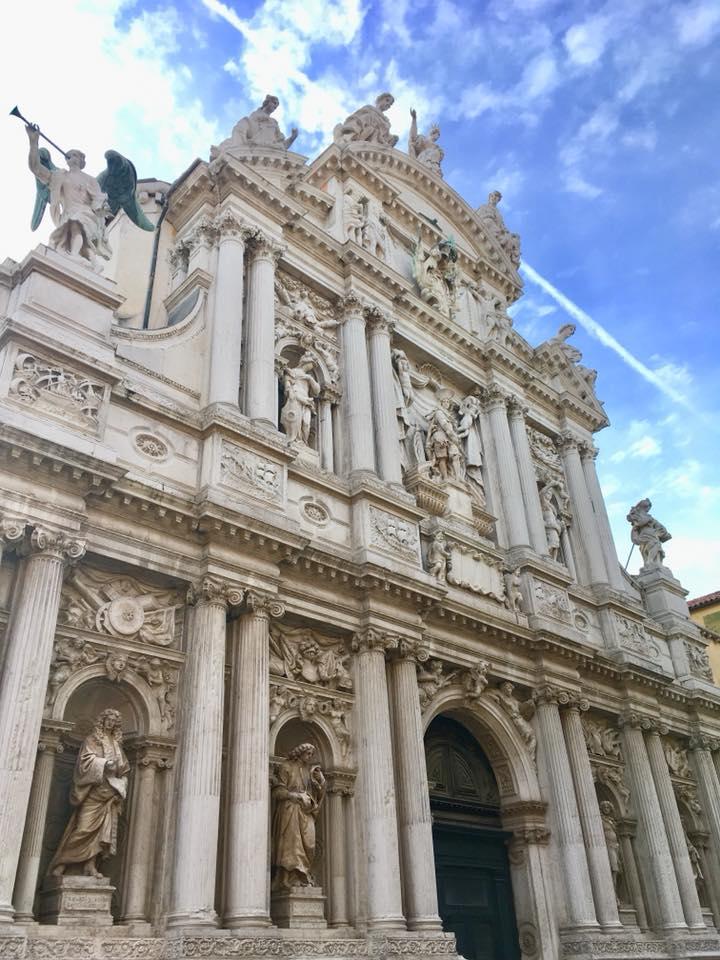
[300,499,330,525]
[685,641,713,681]
[269,683,351,759]
[582,717,622,760]
[7,350,105,431]
[425,531,451,582]
[269,625,353,691]
[220,440,284,503]
[593,764,630,806]
[533,581,572,622]
[412,235,458,318]
[489,682,537,760]
[446,544,505,603]
[664,739,693,779]
[275,273,337,333]
[133,433,169,460]
[369,507,420,559]
[614,614,660,660]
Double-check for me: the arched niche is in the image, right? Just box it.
[275,340,339,471]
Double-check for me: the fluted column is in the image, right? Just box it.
[689,735,720,904]
[327,775,352,928]
[351,628,404,929]
[483,388,530,548]
[580,443,625,591]
[367,310,402,485]
[340,296,375,475]
[616,820,649,930]
[224,591,283,928]
[558,433,608,585]
[208,212,247,407]
[645,728,705,929]
[534,688,597,928]
[122,744,173,922]
[387,641,441,930]
[168,576,243,928]
[0,526,85,923]
[619,716,686,930]
[318,393,335,472]
[507,399,548,556]
[561,702,622,928]
[245,234,283,428]
[12,726,65,921]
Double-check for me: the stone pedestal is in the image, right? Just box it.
[271,886,327,929]
[39,876,114,927]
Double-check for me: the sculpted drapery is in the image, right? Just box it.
[272,743,326,889]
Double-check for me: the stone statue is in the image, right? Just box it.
[426,396,465,483]
[599,801,622,895]
[456,395,485,503]
[213,95,298,156]
[49,709,129,879]
[343,187,365,245]
[334,93,398,147]
[408,109,444,178]
[685,831,704,886]
[427,531,451,582]
[504,568,525,616]
[412,236,458,317]
[485,298,514,344]
[417,659,447,709]
[627,498,671,570]
[271,743,326,889]
[539,480,565,562]
[392,349,414,408]
[490,682,536,759]
[280,353,320,445]
[548,323,598,390]
[476,191,521,267]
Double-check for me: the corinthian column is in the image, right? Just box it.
[0,515,26,568]
[351,628,405,929]
[327,775,352,928]
[387,641,441,930]
[168,576,243,928]
[558,433,608,585]
[483,388,530,548]
[533,688,597,929]
[208,211,247,407]
[560,702,622,929]
[0,526,85,924]
[367,310,402,485]
[244,233,284,429]
[619,716,686,931]
[579,443,625,591]
[507,399,548,556]
[689,735,720,904]
[644,727,705,929]
[340,295,376,475]
[224,591,284,928]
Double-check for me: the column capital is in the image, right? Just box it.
[23,526,86,563]
[505,394,529,418]
[557,430,582,454]
[387,636,430,663]
[532,683,576,707]
[213,209,250,242]
[184,214,218,251]
[561,694,590,714]
[245,590,285,619]
[131,737,176,769]
[365,305,395,336]
[350,627,399,655]
[247,229,285,263]
[615,817,638,839]
[579,441,599,461]
[338,291,366,324]
[188,575,244,609]
[617,710,655,731]
[479,383,507,411]
[689,732,720,752]
[0,514,27,547]
[327,772,356,797]
[643,720,670,738]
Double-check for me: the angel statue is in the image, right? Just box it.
[26,124,153,267]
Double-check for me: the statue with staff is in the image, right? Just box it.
[10,105,154,268]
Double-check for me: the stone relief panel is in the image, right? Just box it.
[613,614,660,661]
[684,640,713,681]
[664,738,693,780]
[368,506,420,561]
[583,714,631,808]
[444,542,505,604]
[531,580,572,623]
[4,348,107,434]
[219,440,285,505]
[269,624,353,692]
[275,272,338,336]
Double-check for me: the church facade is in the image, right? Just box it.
[0,93,719,960]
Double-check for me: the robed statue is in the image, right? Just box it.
[627,497,671,569]
[272,743,326,889]
[49,709,130,879]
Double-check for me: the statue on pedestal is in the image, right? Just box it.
[272,743,326,889]
[627,498,671,570]
[280,353,320,445]
[212,95,298,156]
[539,480,565,562]
[427,531,451,582]
[408,109,443,178]
[476,190,521,267]
[49,709,129,879]
[457,395,485,504]
[425,396,465,483]
[599,801,623,898]
[334,93,398,147]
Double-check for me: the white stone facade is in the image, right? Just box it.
[0,114,718,960]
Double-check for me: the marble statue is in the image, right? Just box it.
[343,188,365,245]
[49,709,129,878]
[548,324,598,390]
[392,349,414,408]
[427,531,451,582]
[489,682,536,759]
[408,109,443,178]
[539,480,565,562]
[416,659,448,709]
[456,395,485,503]
[485,299,514,344]
[334,93,398,147]
[627,498,671,569]
[426,396,465,483]
[685,831,704,887]
[271,743,326,889]
[412,236,458,317]
[361,197,388,260]
[504,569,525,616]
[280,353,320,445]
[599,801,622,895]
[476,191,521,267]
[213,95,298,156]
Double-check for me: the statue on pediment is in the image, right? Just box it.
[627,498,671,570]
[412,236,458,318]
[212,95,298,158]
[476,190,521,267]
[548,323,598,391]
[408,108,443,178]
[334,93,398,147]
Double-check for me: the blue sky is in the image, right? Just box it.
[1,0,718,594]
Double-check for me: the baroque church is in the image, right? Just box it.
[0,91,718,960]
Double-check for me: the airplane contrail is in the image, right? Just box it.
[520,261,693,411]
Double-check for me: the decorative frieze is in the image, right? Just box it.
[533,580,572,623]
[614,614,660,660]
[368,507,420,559]
[269,682,352,758]
[220,440,285,504]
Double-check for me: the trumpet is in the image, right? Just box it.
[9,105,67,157]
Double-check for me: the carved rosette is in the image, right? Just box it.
[246,590,285,619]
[187,576,244,609]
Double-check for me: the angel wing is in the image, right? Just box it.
[97,150,155,231]
[31,148,56,231]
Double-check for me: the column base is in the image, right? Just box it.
[0,904,15,924]
[271,885,327,929]
[366,917,407,931]
[166,909,219,930]
[39,876,114,927]
[407,917,443,931]
[224,914,274,929]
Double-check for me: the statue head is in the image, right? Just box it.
[376,92,395,112]
[499,680,514,696]
[599,800,615,817]
[261,95,280,115]
[298,351,316,371]
[65,149,86,171]
[488,190,502,206]
[428,123,441,141]
[557,322,576,341]
[96,708,122,735]
[289,742,317,763]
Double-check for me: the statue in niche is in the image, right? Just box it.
[334,93,398,147]
[342,188,387,259]
[427,531,452,582]
[391,349,427,469]
[626,498,671,570]
[408,108,444,178]
[456,395,485,505]
[547,323,597,391]
[49,709,129,879]
[272,743,326,889]
[539,480,565,562]
[504,568,525,616]
[343,187,365,245]
[280,353,320,445]
[212,95,298,156]
[476,190,521,267]
[426,395,465,482]
[489,682,536,759]
[683,827,706,900]
[412,236,458,318]
[485,297,514,344]
[599,801,623,897]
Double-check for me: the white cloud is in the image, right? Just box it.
[621,126,658,151]
[564,16,612,66]
[610,435,662,462]
[520,53,560,99]
[675,1,720,47]
[563,172,604,199]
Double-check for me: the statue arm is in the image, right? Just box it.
[284,127,298,149]
[408,109,418,157]
[26,128,51,185]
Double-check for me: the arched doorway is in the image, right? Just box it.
[425,715,520,960]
